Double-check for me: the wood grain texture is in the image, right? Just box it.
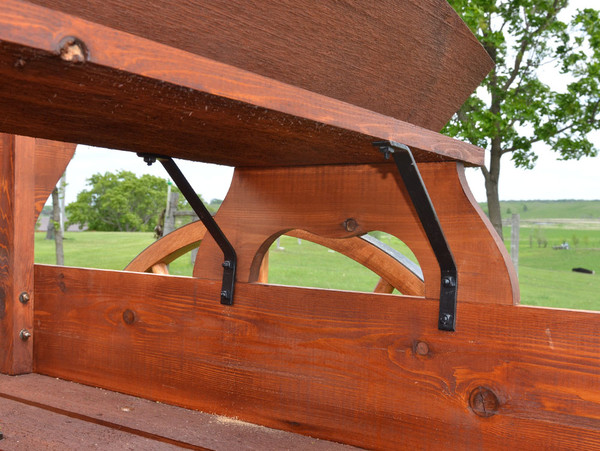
[33,139,76,221]
[26,0,493,132]
[0,134,35,374]
[33,265,600,450]
[195,163,518,305]
[0,0,484,167]
[0,373,356,450]
[126,223,424,296]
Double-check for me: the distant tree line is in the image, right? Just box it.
[66,170,219,232]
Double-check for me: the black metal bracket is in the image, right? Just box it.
[139,153,237,305]
[372,141,457,331]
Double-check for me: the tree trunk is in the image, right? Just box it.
[482,139,504,241]
[51,187,64,265]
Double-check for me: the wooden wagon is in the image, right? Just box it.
[1,0,599,449]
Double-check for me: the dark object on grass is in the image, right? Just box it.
[572,267,595,275]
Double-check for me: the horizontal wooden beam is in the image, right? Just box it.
[0,0,484,167]
[34,265,600,449]
[27,0,493,132]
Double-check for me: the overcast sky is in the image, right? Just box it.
[61,0,599,206]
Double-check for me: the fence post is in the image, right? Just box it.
[511,213,519,274]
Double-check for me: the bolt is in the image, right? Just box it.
[19,291,30,304]
[222,260,232,269]
[58,36,88,63]
[442,276,456,288]
[343,218,358,233]
[469,386,500,417]
[221,290,230,299]
[415,341,429,356]
[143,155,156,166]
[439,313,453,327]
[19,329,31,341]
[122,309,135,325]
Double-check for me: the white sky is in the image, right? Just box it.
[61,0,599,206]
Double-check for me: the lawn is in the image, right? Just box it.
[35,222,600,311]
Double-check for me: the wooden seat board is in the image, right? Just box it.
[0,0,483,167]
[27,0,493,132]
[0,373,357,450]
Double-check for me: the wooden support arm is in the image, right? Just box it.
[0,0,484,167]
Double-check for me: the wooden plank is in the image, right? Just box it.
[0,134,35,374]
[125,224,424,296]
[194,163,518,305]
[33,139,76,221]
[0,0,484,167]
[27,0,493,132]
[0,373,356,450]
[34,265,600,450]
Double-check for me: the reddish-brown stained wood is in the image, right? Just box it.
[33,139,76,221]
[26,0,493,132]
[33,265,600,450]
[0,0,484,167]
[125,222,205,273]
[1,374,355,450]
[126,224,424,296]
[0,134,35,374]
[195,163,518,305]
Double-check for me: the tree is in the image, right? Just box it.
[445,1,599,238]
[67,171,168,231]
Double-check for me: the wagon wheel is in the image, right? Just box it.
[125,221,424,296]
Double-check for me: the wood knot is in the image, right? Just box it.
[58,36,88,63]
[122,309,136,325]
[469,386,499,417]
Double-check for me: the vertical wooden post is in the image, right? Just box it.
[511,213,520,275]
[0,134,35,374]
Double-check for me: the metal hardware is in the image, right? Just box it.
[138,153,237,305]
[19,291,30,304]
[359,234,424,282]
[372,141,458,331]
[19,329,31,341]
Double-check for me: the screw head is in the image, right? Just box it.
[19,329,31,341]
[222,260,232,269]
[19,292,30,304]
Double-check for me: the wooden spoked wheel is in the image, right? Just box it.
[125,221,424,296]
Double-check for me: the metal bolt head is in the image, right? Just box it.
[439,313,453,326]
[19,291,30,304]
[442,276,456,288]
[222,260,232,269]
[19,329,31,341]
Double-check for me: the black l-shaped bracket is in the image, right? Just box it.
[372,141,457,331]
[139,154,237,305]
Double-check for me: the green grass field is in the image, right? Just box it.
[35,200,600,311]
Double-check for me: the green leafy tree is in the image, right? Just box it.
[445,1,599,238]
[67,171,168,231]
